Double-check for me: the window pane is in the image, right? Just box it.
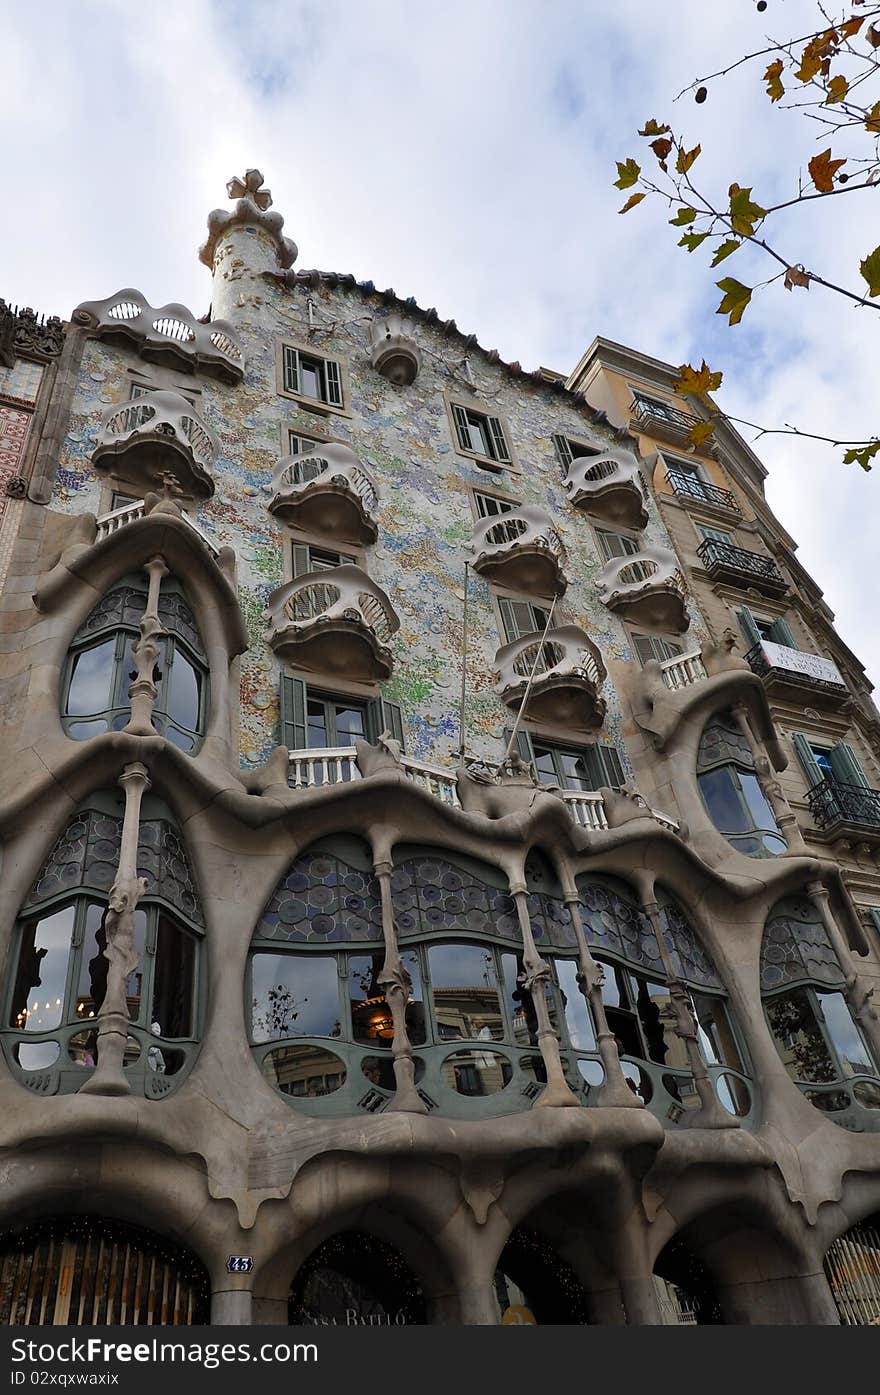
[634,979,689,1068]
[307,700,329,749]
[738,773,781,836]
[251,953,340,1042]
[500,952,557,1043]
[819,992,874,1076]
[66,639,116,716]
[299,360,322,400]
[430,943,503,1041]
[10,905,74,1032]
[349,951,425,1047]
[555,958,596,1051]
[560,751,592,792]
[765,988,838,1083]
[466,413,490,456]
[533,748,558,786]
[77,904,146,1025]
[151,914,196,1038]
[692,993,742,1071]
[333,705,366,743]
[166,649,201,732]
[699,768,751,834]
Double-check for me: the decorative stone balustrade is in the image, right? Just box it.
[471,505,567,597]
[598,546,689,633]
[94,500,220,558]
[369,313,421,386]
[72,289,243,382]
[494,625,607,730]
[266,564,399,680]
[564,449,648,531]
[268,443,379,544]
[659,649,707,691]
[92,390,219,502]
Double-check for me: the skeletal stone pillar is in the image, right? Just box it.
[374,860,427,1114]
[511,886,580,1108]
[556,866,642,1109]
[731,701,806,853]
[642,899,738,1129]
[80,762,150,1097]
[807,880,880,1064]
[124,556,169,737]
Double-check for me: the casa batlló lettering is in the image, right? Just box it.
[302,1308,407,1325]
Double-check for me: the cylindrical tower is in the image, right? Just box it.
[199,168,297,325]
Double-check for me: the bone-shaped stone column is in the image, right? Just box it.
[79,762,150,1096]
[124,556,169,737]
[511,885,580,1108]
[374,859,427,1114]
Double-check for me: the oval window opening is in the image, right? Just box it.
[441,1049,513,1096]
[261,1043,347,1098]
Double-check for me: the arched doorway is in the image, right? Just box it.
[288,1230,426,1326]
[653,1236,722,1325]
[493,1227,591,1324]
[824,1215,880,1324]
[0,1215,210,1325]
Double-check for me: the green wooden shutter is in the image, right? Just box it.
[868,908,880,940]
[552,433,573,470]
[280,674,307,750]
[596,744,625,789]
[324,358,343,407]
[283,346,300,393]
[451,403,471,451]
[504,726,535,769]
[829,742,868,788]
[291,544,312,578]
[769,616,796,647]
[793,733,824,788]
[367,697,405,749]
[487,416,511,464]
[736,606,763,651]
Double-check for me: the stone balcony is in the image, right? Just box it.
[696,537,787,598]
[72,289,244,382]
[94,499,220,557]
[494,625,607,730]
[597,546,689,632]
[746,641,850,711]
[92,390,218,502]
[265,564,399,680]
[471,506,567,597]
[564,449,648,531]
[267,444,379,545]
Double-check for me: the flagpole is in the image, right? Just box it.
[501,595,558,765]
[458,562,470,761]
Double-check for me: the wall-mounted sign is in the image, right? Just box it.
[226,1256,254,1274]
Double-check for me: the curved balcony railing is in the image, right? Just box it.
[598,546,689,632]
[266,565,399,678]
[565,449,648,530]
[72,288,244,382]
[665,469,740,514]
[471,505,567,597]
[806,777,880,833]
[795,1075,880,1133]
[268,444,379,543]
[659,649,707,691]
[494,625,607,729]
[93,500,221,557]
[92,390,218,501]
[696,537,787,596]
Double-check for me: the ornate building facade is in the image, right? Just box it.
[0,171,879,1326]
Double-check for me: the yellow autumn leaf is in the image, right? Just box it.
[676,143,701,175]
[825,74,849,104]
[639,118,672,136]
[688,420,717,449]
[614,158,641,189]
[839,17,864,40]
[716,278,752,326]
[728,184,768,236]
[764,59,785,102]
[859,245,880,297]
[866,101,880,133]
[808,148,846,192]
[619,192,646,214]
[673,360,724,396]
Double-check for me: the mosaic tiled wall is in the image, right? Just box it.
[48,274,709,773]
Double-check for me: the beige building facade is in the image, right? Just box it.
[0,173,879,1326]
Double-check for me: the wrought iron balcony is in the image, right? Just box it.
[265,564,399,680]
[268,444,379,544]
[746,641,849,709]
[470,505,567,597]
[72,289,244,382]
[696,537,787,596]
[630,397,703,448]
[806,777,880,835]
[92,390,218,501]
[665,469,741,515]
[597,546,690,632]
[565,449,648,530]
[494,625,607,730]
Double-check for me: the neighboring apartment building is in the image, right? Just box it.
[0,171,879,1326]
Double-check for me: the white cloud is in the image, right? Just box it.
[4,0,877,687]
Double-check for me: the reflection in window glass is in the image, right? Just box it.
[429,944,503,1041]
[441,1049,512,1096]
[635,979,687,1068]
[349,951,425,1047]
[699,769,750,834]
[9,906,74,1032]
[76,903,147,1025]
[65,639,116,716]
[251,953,340,1043]
[820,992,874,1076]
[555,959,596,1051]
[152,915,195,1038]
[261,1043,347,1097]
[167,651,201,733]
[766,988,838,1083]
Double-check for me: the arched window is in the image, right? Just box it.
[2,796,204,1098]
[761,896,880,1128]
[653,1236,722,1325]
[288,1231,426,1326]
[0,1215,210,1325]
[696,712,786,857]
[494,1227,591,1324]
[62,574,208,752]
[573,877,752,1123]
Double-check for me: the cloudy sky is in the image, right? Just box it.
[4,0,877,685]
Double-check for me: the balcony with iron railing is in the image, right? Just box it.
[265,564,399,680]
[91,390,219,502]
[806,777,880,839]
[665,469,741,516]
[494,625,607,730]
[630,396,704,448]
[746,641,850,710]
[696,537,788,597]
[564,449,648,531]
[597,546,690,633]
[470,505,567,597]
[72,288,244,382]
[267,443,379,545]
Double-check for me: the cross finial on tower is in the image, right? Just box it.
[225,169,273,211]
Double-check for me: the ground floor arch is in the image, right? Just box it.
[288,1229,427,1326]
